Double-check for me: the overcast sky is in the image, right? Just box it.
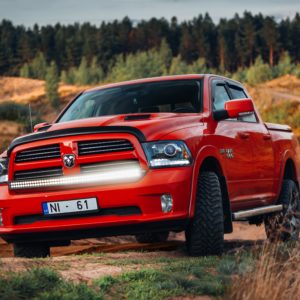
[0,0,299,27]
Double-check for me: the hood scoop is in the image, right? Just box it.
[124,114,151,121]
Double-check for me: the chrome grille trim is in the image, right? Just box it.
[14,167,63,181]
[80,160,140,174]
[78,139,134,156]
[15,144,61,163]
[9,164,144,190]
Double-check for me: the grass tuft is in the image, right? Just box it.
[0,267,102,300]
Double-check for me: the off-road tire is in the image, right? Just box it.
[264,179,300,242]
[135,231,169,243]
[13,243,50,258]
[186,171,224,256]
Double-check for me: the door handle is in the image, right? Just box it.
[263,134,272,140]
[238,132,250,139]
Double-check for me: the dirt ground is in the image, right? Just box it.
[0,222,266,282]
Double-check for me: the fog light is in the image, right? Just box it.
[161,194,173,213]
[0,210,3,226]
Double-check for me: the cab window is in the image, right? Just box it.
[213,83,230,111]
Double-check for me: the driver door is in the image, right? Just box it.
[212,80,257,206]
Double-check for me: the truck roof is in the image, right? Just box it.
[85,74,206,93]
[85,74,243,94]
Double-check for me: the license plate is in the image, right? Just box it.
[42,198,98,215]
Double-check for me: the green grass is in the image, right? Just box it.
[0,253,256,300]
[0,268,102,300]
[95,254,255,300]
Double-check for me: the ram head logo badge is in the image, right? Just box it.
[63,154,76,168]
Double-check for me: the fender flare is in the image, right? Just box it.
[277,150,298,197]
[188,145,227,217]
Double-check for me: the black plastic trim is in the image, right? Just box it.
[124,114,151,121]
[2,219,188,243]
[213,109,229,121]
[14,206,142,225]
[7,126,146,156]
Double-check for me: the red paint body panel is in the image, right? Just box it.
[0,74,299,243]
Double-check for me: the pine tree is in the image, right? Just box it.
[89,56,104,84]
[169,56,190,75]
[246,56,273,85]
[76,57,90,85]
[45,61,60,109]
[20,63,30,78]
[31,52,48,79]
[261,16,278,66]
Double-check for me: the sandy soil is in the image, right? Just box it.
[0,76,84,104]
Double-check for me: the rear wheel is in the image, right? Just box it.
[264,179,300,242]
[13,243,50,258]
[186,171,224,256]
[135,231,169,243]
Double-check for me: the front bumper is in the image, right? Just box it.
[0,167,192,243]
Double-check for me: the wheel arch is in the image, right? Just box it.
[283,158,298,188]
[279,151,299,196]
[189,146,233,233]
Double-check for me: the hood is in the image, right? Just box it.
[6,113,202,156]
[46,113,202,141]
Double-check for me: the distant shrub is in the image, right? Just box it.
[0,102,29,123]
[232,68,247,82]
[273,52,295,77]
[260,101,300,128]
[106,40,173,82]
[46,61,60,109]
[169,55,190,75]
[246,56,273,85]
[19,52,48,80]
[61,56,104,85]
[292,64,300,78]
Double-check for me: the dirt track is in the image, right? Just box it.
[0,222,265,258]
[0,223,266,282]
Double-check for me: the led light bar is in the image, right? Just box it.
[149,159,191,168]
[9,166,145,190]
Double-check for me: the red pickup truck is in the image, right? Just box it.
[0,74,300,258]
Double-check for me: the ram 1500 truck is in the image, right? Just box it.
[0,74,300,258]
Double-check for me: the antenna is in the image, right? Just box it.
[28,104,33,132]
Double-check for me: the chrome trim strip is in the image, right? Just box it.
[233,205,283,220]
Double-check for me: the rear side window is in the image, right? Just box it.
[229,86,247,99]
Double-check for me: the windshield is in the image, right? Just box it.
[58,80,202,123]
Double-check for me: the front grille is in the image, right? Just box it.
[80,160,139,174]
[15,144,61,163]
[78,139,134,156]
[14,167,63,181]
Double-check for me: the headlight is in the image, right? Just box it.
[142,141,192,168]
[0,158,8,184]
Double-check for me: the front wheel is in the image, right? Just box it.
[264,179,300,242]
[185,171,224,256]
[13,243,50,258]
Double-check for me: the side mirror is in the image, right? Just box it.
[34,122,50,132]
[214,98,255,121]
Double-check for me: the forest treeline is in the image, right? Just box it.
[1,11,300,81]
